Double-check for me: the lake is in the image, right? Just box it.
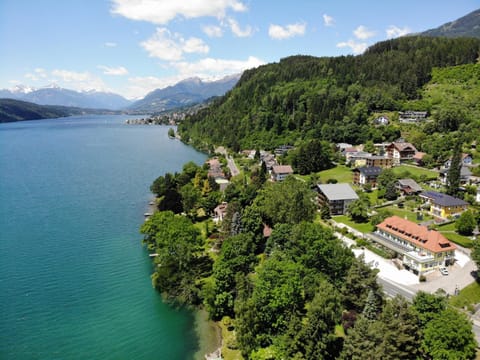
[0,115,207,359]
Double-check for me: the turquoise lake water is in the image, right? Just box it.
[0,115,207,359]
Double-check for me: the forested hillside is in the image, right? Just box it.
[178,36,480,151]
[0,98,70,123]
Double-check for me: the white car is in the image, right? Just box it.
[439,267,449,276]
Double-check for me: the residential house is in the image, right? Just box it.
[260,152,277,171]
[366,155,393,168]
[271,165,293,182]
[207,158,224,179]
[443,153,473,169]
[396,178,423,195]
[274,145,294,156]
[347,151,372,167]
[439,166,472,186]
[419,191,468,219]
[372,216,456,275]
[352,166,383,187]
[336,143,353,154]
[413,152,426,166]
[316,183,359,215]
[386,141,417,165]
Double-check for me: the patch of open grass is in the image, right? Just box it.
[450,281,480,311]
[379,205,432,223]
[334,215,373,233]
[317,165,353,184]
[391,165,438,181]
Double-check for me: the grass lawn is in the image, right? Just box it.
[391,165,438,181]
[334,215,373,233]
[318,165,353,183]
[450,281,480,311]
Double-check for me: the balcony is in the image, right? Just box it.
[369,232,414,254]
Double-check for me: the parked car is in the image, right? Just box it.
[439,267,449,275]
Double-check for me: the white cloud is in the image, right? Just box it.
[353,25,376,40]
[97,65,129,76]
[323,14,334,27]
[126,75,181,99]
[268,23,306,40]
[104,42,117,47]
[50,69,107,91]
[111,0,247,25]
[203,25,223,38]
[227,17,254,37]
[172,56,264,78]
[336,40,368,55]
[141,28,209,61]
[386,25,411,38]
[25,68,48,81]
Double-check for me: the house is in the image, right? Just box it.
[347,151,372,167]
[366,155,393,168]
[207,158,225,179]
[419,191,469,219]
[396,178,423,195]
[386,141,417,164]
[399,111,428,123]
[413,152,426,166]
[336,143,353,153]
[352,166,383,187]
[439,166,472,186]
[316,183,359,215]
[213,202,228,222]
[274,145,294,156]
[372,216,456,275]
[271,165,293,181]
[443,153,473,169]
[260,152,277,171]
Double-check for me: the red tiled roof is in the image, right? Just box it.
[377,216,456,253]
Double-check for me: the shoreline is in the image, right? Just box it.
[144,199,223,359]
[192,309,222,360]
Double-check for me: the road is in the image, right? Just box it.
[227,155,240,177]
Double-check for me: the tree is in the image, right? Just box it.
[255,176,316,225]
[421,308,476,360]
[291,139,333,175]
[446,142,462,196]
[341,255,381,313]
[179,183,201,218]
[412,291,447,327]
[168,127,175,138]
[140,211,208,304]
[456,210,476,236]
[347,198,369,223]
[470,240,480,271]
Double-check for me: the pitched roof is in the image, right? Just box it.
[420,191,468,207]
[377,216,456,253]
[272,165,293,174]
[439,166,472,177]
[354,166,382,176]
[317,183,359,201]
[397,178,423,192]
[390,142,417,152]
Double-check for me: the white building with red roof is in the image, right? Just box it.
[371,216,456,275]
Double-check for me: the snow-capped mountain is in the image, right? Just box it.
[128,74,241,113]
[0,85,132,110]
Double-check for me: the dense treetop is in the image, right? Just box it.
[178,36,480,150]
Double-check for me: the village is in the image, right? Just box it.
[207,126,480,300]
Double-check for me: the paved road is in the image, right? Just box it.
[227,155,240,177]
[377,277,416,300]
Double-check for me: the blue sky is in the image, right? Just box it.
[0,0,478,99]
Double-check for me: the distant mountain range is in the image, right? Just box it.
[0,74,240,113]
[421,8,480,38]
[127,74,241,113]
[0,84,132,110]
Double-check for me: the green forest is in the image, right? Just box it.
[178,36,480,154]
